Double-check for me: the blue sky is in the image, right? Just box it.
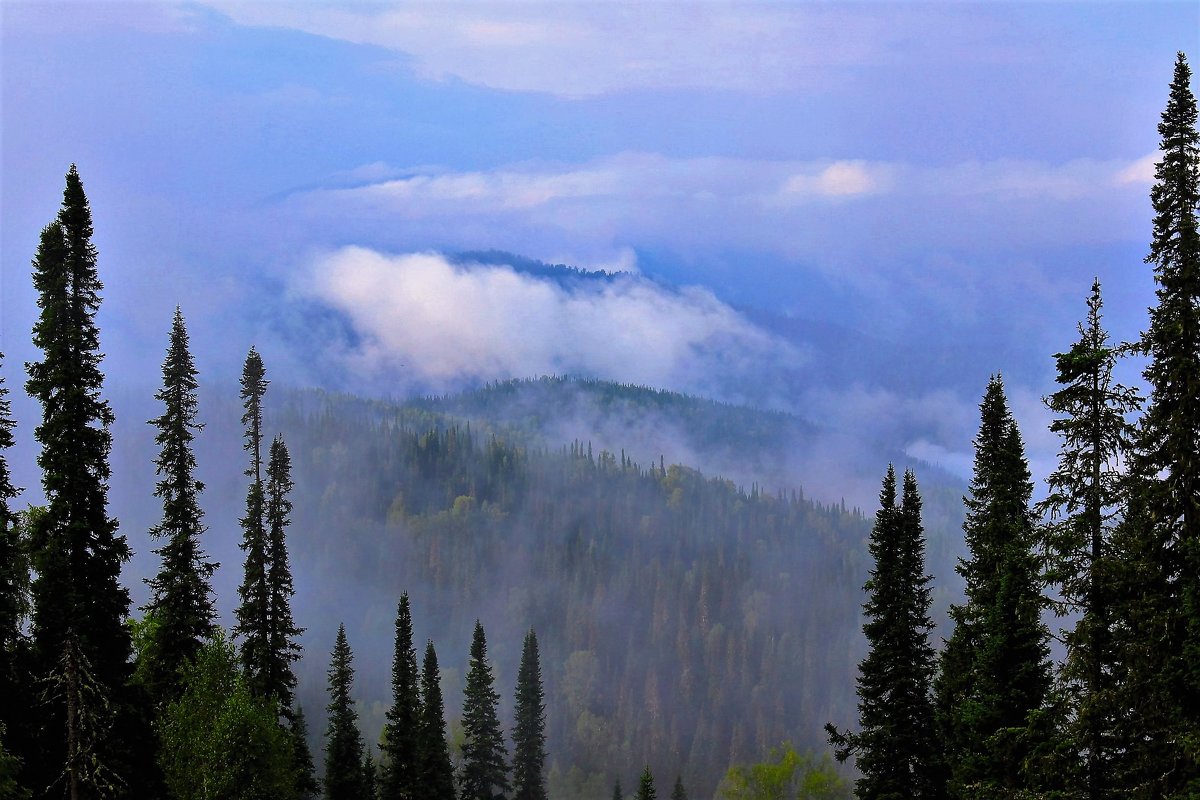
[1,1,1196,484]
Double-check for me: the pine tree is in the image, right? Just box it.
[362,746,378,800]
[265,434,302,712]
[1109,50,1200,798]
[324,624,364,800]
[143,308,218,705]
[459,621,508,800]
[381,593,421,800]
[935,376,1051,797]
[828,466,940,799]
[669,775,686,800]
[25,165,134,795]
[416,640,455,800]
[635,766,655,800]
[1037,281,1140,798]
[290,705,320,800]
[512,629,547,800]
[234,348,271,698]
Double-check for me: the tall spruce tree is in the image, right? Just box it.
[25,166,134,796]
[234,348,271,698]
[934,376,1051,797]
[512,629,547,800]
[143,308,218,705]
[381,593,421,800]
[362,747,378,800]
[416,640,456,800]
[1109,51,1200,798]
[290,705,320,800]
[460,621,508,800]
[324,624,364,800]
[635,767,655,800]
[0,355,29,786]
[1038,281,1139,798]
[827,466,940,799]
[265,434,302,712]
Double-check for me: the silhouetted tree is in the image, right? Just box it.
[381,593,421,800]
[512,629,547,800]
[324,624,364,800]
[234,348,271,699]
[460,621,508,800]
[290,705,320,800]
[416,640,455,800]
[265,434,302,712]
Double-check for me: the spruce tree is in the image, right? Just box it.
[612,780,622,800]
[324,624,364,800]
[265,434,302,712]
[1109,50,1200,798]
[828,466,940,799]
[1038,281,1139,798]
[0,355,29,786]
[935,376,1051,797]
[512,629,547,800]
[290,705,320,800]
[381,593,421,800]
[669,775,686,800]
[459,621,508,800]
[234,348,271,698]
[25,165,134,795]
[362,746,378,800]
[143,308,218,705]
[416,640,456,800]
[635,766,655,800]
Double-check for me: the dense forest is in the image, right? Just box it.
[0,50,1197,800]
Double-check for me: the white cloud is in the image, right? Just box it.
[1114,152,1160,186]
[303,248,803,396]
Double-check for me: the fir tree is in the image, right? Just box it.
[1038,281,1140,798]
[362,746,378,800]
[290,705,320,800]
[935,376,1051,797]
[265,434,302,712]
[143,308,218,705]
[0,355,28,779]
[828,466,940,799]
[234,348,271,698]
[25,165,133,795]
[512,629,547,800]
[324,624,364,800]
[416,640,455,800]
[635,766,655,800]
[1109,50,1200,798]
[381,593,421,800]
[669,775,686,800]
[459,621,508,800]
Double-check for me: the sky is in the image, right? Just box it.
[1,0,1196,491]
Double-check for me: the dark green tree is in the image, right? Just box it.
[612,780,622,800]
[25,165,134,796]
[670,775,687,800]
[1108,50,1200,798]
[935,376,1051,797]
[635,767,655,800]
[827,466,940,799]
[416,640,456,800]
[1038,280,1140,798]
[381,593,421,800]
[362,746,378,800]
[143,308,218,705]
[234,348,271,698]
[324,624,364,800]
[290,705,320,800]
[265,434,302,712]
[459,621,508,800]
[512,629,547,800]
[0,355,29,786]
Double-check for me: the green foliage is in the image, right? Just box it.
[460,621,509,800]
[289,705,320,800]
[512,629,547,800]
[324,624,365,800]
[362,746,378,800]
[716,743,850,800]
[670,775,687,800]
[0,366,29,789]
[381,593,421,800]
[935,376,1050,797]
[635,766,656,800]
[827,467,940,799]
[158,630,296,800]
[235,348,272,699]
[144,308,218,706]
[265,435,302,711]
[415,640,456,800]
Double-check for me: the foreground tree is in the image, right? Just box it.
[0,356,29,782]
[935,376,1051,797]
[25,165,135,796]
[1108,51,1200,798]
[143,308,218,705]
[324,625,365,800]
[512,629,547,800]
[635,767,655,800]
[264,434,302,712]
[1038,281,1140,798]
[416,640,456,800]
[381,593,421,800]
[290,705,320,800]
[827,466,940,799]
[460,621,508,800]
[234,348,271,699]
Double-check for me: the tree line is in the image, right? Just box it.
[826,52,1199,800]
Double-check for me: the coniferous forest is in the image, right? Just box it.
[0,49,1197,800]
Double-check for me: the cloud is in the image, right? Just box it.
[302,248,805,398]
[1114,152,1160,186]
